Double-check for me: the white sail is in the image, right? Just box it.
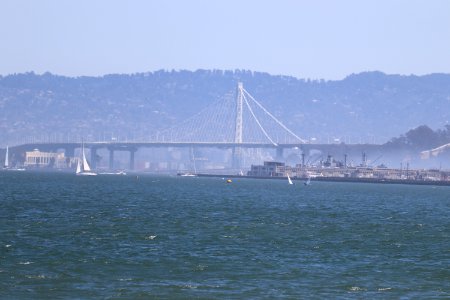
[287,174,293,185]
[76,159,81,174]
[304,177,311,186]
[81,144,91,171]
[4,146,9,168]
[76,142,97,175]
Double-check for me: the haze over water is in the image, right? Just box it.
[1,172,449,298]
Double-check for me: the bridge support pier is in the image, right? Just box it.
[231,147,241,170]
[275,147,284,162]
[90,148,97,169]
[109,148,114,170]
[129,148,137,170]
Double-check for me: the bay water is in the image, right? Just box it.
[1,172,449,298]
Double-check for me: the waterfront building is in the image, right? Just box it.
[24,149,69,168]
[247,161,286,177]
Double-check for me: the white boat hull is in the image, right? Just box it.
[76,172,97,176]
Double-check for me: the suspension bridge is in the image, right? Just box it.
[4,83,381,170]
[151,82,307,145]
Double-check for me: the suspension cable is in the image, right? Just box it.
[242,93,278,146]
[242,88,307,143]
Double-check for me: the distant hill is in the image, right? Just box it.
[1,70,450,147]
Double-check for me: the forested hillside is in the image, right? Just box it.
[1,70,450,147]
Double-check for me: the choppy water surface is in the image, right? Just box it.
[1,172,449,298]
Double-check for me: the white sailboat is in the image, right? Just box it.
[179,173,196,177]
[3,146,25,171]
[287,174,294,185]
[304,177,311,186]
[3,146,9,169]
[76,143,97,176]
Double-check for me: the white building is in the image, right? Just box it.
[24,149,68,168]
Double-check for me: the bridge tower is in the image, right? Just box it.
[235,82,244,144]
[232,83,244,169]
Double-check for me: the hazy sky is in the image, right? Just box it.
[1,0,450,79]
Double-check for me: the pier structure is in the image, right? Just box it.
[247,160,449,183]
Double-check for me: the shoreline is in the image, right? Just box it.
[196,173,450,186]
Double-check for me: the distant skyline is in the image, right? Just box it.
[1,0,450,80]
